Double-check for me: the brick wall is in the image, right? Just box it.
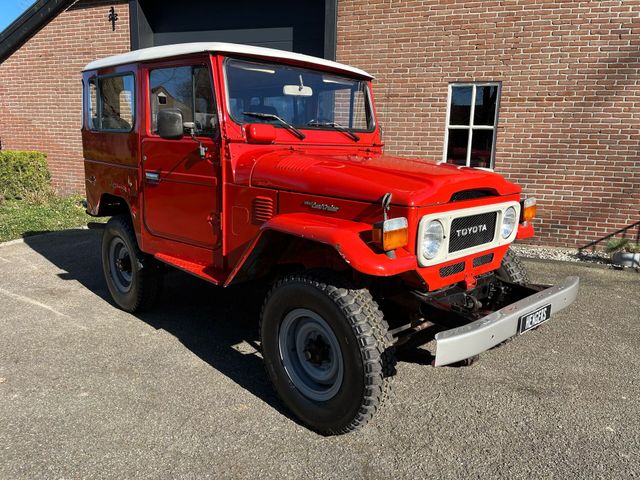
[0,0,129,194]
[1,0,637,248]
[337,0,640,248]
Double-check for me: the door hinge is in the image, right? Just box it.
[207,212,222,228]
[207,212,223,251]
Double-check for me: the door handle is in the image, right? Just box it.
[145,171,160,183]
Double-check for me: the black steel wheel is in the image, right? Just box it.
[101,215,162,312]
[260,272,396,435]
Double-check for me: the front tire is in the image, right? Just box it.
[497,248,530,285]
[101,215,162,312]
[260,272,395,435]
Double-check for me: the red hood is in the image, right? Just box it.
[249,151,520,206]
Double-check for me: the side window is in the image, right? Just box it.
[87,78,98,129]
[193,66,217,135]
[99,74,135,131]
[444,83,500,169]
[150,65,217,136]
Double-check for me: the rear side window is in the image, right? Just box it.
[100,75,135,130]
[87,78,98,129]
[85,73,135,132]
[149,65,217,136]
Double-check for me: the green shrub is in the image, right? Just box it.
[607,237,640,253]
[0,150,52,200]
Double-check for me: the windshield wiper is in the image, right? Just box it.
[306,120,360,142]
[242,112,305,140]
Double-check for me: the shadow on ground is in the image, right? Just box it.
[23,229,297,423]
[23,228,436,426]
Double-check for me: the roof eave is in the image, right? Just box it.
[0,0,75,64]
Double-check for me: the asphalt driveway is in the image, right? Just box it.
[0,229,638,479]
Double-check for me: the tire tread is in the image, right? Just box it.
[260,271,396,435]
[497,248,530,285]
[103,215,162,312]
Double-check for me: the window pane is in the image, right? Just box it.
[224,58,373,131]
[449,86,472,125]
[99,75,134,131]
[351,86,369,129]
[193,66,217,135]
[474,85,498,126]
[264,96,294,120]
[446,129,469,165]
[317,86,370,130]
[150,66,193,132]
[88,78,97,129]
[327,89,350,125]
[470,129,494,168]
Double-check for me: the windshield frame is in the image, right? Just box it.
[222,56,376,135]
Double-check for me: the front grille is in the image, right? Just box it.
[448,212,497,253]
[440,262,464,277]
[473,253,494,267]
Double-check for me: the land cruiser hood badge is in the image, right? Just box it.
[303,200,340,213]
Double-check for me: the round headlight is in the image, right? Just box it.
[422,220,445,260]
[501,206,517,239]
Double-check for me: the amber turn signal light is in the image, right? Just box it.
[372,217,409,252]
[521,197,537,222]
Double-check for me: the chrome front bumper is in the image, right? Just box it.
[433,276,580,366]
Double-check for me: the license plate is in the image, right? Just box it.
[518,304,552,334]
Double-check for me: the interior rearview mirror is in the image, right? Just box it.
[157,109,183,140]
[283,85,313,97]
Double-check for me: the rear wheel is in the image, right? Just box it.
[260,272,395,435]
[102,215,162,312]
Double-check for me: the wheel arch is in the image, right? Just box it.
[95,193,131,217]
[226,230,351,285]
[225,213,417,286]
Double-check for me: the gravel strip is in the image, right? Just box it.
[512,243,611,265]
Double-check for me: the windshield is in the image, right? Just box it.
[224,58,374,133]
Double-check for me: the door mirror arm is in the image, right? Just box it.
[183,122,208,160]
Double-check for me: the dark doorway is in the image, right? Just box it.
[129,0,337,59]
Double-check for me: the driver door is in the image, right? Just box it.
[141,62,221,251]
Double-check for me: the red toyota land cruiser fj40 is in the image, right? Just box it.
[82,43,579,435]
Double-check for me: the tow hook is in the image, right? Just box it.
[463,273,477,290]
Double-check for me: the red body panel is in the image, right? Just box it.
[140,137,221,250]
[82,64,143,239]
[263,213,417,276]
[516,222,535,240]
[248,150,519,207]
[82,50,534,292]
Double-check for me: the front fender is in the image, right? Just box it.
[224,213,417,285]
[516,222,535,240]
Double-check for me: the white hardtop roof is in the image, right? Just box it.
[82,42,373,79]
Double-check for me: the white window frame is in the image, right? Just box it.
[442,82,501,169]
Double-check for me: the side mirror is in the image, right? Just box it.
[245,123,276,144]
[157,109,183,140]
